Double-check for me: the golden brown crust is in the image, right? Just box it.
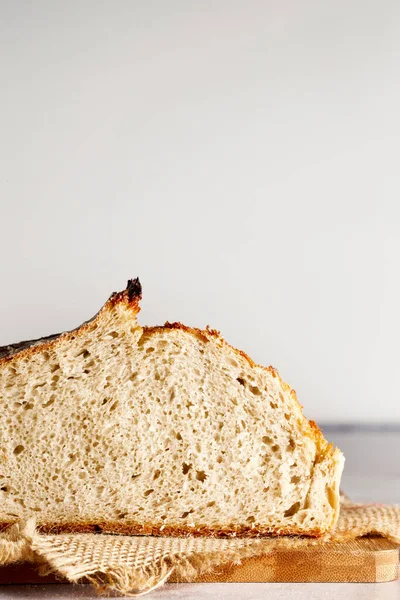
[0,520,324,538]
[0,278,142,366]
[143,322,327,451]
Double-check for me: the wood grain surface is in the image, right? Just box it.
[0,538,398,585]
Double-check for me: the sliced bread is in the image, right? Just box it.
[0,279,344,537]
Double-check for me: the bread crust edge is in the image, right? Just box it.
[0,519,326,538]
[0,278,142,365]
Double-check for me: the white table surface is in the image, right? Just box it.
[0,427,399,600]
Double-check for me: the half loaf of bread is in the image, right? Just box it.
[0,279,344,537]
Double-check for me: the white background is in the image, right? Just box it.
[1,1,399,423]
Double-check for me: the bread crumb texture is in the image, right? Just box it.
[0,279,344,537]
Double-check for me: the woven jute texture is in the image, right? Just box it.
[1,496,399,596]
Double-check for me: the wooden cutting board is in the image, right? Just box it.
[0,538,398,584]
[189,538,400,583]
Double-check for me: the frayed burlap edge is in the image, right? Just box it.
[1,499,399,596]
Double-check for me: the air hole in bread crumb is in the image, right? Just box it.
[181,509,194,519]
[249,385,261,395]
[24,403,34,411]
[182,462,192,475]
[284,413,291,421]
[291,475,301,484]
[196,470,207,482]
[236,377,246,386]
[175,431,182,441]
[144,489,154,496]
[246,515,256,523]
[216,455,223,463]
[262,435,273,445]
[117,512,128,519]
[207,501,216,507]
[146,346,155,354]
[153,469,161,480]
[0,486,9,493]
[109,400,119,411]
[13,445,24,456]
[43,396,55,408]
[33,381,46,390]
[284,502,300,518]
[77,349,90,359]
[287,438,296,451]
[270,401,278,409]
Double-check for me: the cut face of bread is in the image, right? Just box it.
[0,279,344,537]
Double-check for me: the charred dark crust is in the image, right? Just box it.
[0,333,62,361]
[108,278,142,308]
[126,278,142,302]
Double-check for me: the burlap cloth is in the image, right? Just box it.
[1,494,399,596]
